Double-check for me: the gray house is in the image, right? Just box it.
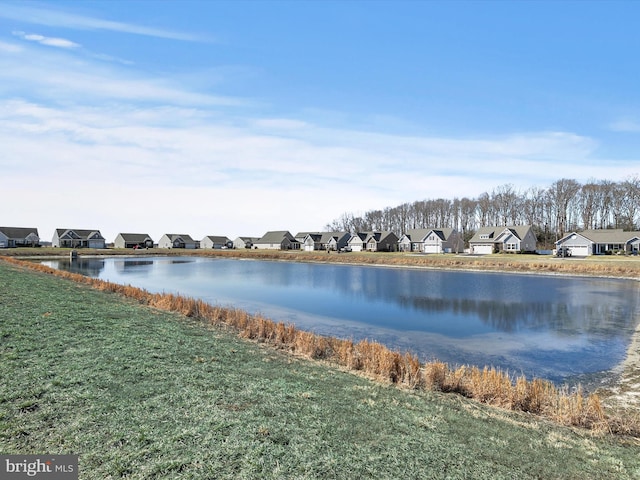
[52,229,106,249]
[398,228,464,253]
[201,235,232,249]
[253,231,299,250]
[555,229,640,256]
[469,225,537,255]
[157,234,198,249]
[114,233,154,249]
[0,227,40,248]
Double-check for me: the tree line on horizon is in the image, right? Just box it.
[325,176,640,248]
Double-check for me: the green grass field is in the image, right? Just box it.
[1,260,639,479]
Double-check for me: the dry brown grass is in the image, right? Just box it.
[4,256,639,436]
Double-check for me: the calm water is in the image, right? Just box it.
[43,256,640,387]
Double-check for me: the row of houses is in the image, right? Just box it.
[2,225,640,256]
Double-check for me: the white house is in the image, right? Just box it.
[253,231,299,250]
[399,228,464,253]
[52,229,106,249]
[555,229,640,256]
[201,235,232,249]
[0,227,39,248]
[157,234,198,249]
[469,225,537,255]
[114,233,154,249]
[347,232,368,252]
[233,237,259,249]
[347,231,399,252]
[302,232,351,251]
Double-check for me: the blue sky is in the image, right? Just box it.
[1,1,640,242]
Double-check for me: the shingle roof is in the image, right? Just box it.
[164,234,196,243]
[0,227,39,239]
[203,236,231,243]
[564,229,640,244]
[319,231,348,243]
[117,233,153,242]
[256,231,296,244]
[403,228,455,241]
[55,229,104,240]
[469,225,532,244]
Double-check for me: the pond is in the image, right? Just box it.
[42,256,640,389]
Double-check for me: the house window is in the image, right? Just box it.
[480,234,490,239]
[506,243,517,250]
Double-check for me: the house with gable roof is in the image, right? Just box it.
[398,228,464,253]
[114,233,154,249]
[348,231,399,252]
[52,228,106,249]
[0,227,40,248]
[301,231,351,251]
[347,232,368,252]
[201,235,233,249]
[365,231,399,252]
[233,236,259,249]
[253,231,299,250]
[157,234,198,249]
[469,225,537,255]
[555,229,640,256]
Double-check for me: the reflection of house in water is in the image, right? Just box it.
[397,295,638,337]
[114,260,154,274]
[53,258,106,277]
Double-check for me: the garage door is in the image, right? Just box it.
[569,245,590,256]
[473,244,494,255]
[423,245,440,254]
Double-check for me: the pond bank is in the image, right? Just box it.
[6,248,640,412]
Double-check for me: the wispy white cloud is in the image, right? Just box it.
[13,30,80,49]
[0,3,207,42]
[609,119,640,133]
[0,39,23,53]
[0,41,245,107]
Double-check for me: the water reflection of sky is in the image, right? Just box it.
[42,256,640,387]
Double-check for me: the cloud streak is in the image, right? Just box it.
[0,3,207,42]
[13,30,80,48]
[0,41,245,107]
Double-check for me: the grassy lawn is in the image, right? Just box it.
[1,260,640,479]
